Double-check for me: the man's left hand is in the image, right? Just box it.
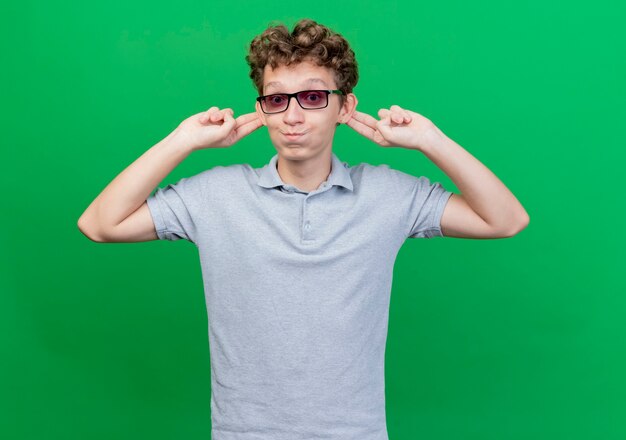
[346,105,439,151]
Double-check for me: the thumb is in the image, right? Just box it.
[377,116,393,139]
[220,111,236,134]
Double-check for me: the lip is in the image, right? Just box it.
[282,131,307,141]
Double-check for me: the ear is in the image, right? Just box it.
[338,93,358,124]
[255,101,268,127]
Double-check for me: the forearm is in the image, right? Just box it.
[420,125,529,231]
[78,127,192,235]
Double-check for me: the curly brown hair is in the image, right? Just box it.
[246,19,358,107]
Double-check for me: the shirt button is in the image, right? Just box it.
[305,223,311,230]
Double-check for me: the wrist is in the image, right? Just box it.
[155,127,195,158]
[417,124,447,154]
[167,126,197,154]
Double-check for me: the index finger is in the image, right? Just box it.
[234,112,262,126]
[350,111,379,129]
[233,113,263,140]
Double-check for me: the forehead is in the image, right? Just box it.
[263,61,336,93]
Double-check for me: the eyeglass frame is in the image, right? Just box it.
[256,89,344,114]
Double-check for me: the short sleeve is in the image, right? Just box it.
[380,165,453,239]
[146,173,206,244]
[406,176,453,238]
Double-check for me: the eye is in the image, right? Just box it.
[268,95,286,104]
[301,91,324,103]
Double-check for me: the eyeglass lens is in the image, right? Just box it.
[261,90,328,113]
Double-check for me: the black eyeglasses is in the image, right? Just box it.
[256,89,344,114]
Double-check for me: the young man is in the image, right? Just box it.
[78,19,528,440]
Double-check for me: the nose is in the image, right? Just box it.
[282,96,305,124]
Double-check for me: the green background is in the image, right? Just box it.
[2,1,625,439]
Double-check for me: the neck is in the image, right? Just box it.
[276,149,332,193]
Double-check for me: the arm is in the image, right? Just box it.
[347,106,529,239]
[77,127,193,242]
[77,108,262,242]
[420,125,529,238]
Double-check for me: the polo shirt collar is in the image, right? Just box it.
[257,152,354,192]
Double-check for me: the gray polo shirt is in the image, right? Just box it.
[146,152,453,440]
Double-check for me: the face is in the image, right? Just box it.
[255,60,357,162]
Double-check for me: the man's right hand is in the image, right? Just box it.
[176,107,264,152]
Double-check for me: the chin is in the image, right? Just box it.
[271,136,328,158]
[278,145,307,157]
[276,140,308,151]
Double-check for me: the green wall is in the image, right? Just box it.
[2,1,625,439]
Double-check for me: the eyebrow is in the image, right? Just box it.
[264,78,330,94]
